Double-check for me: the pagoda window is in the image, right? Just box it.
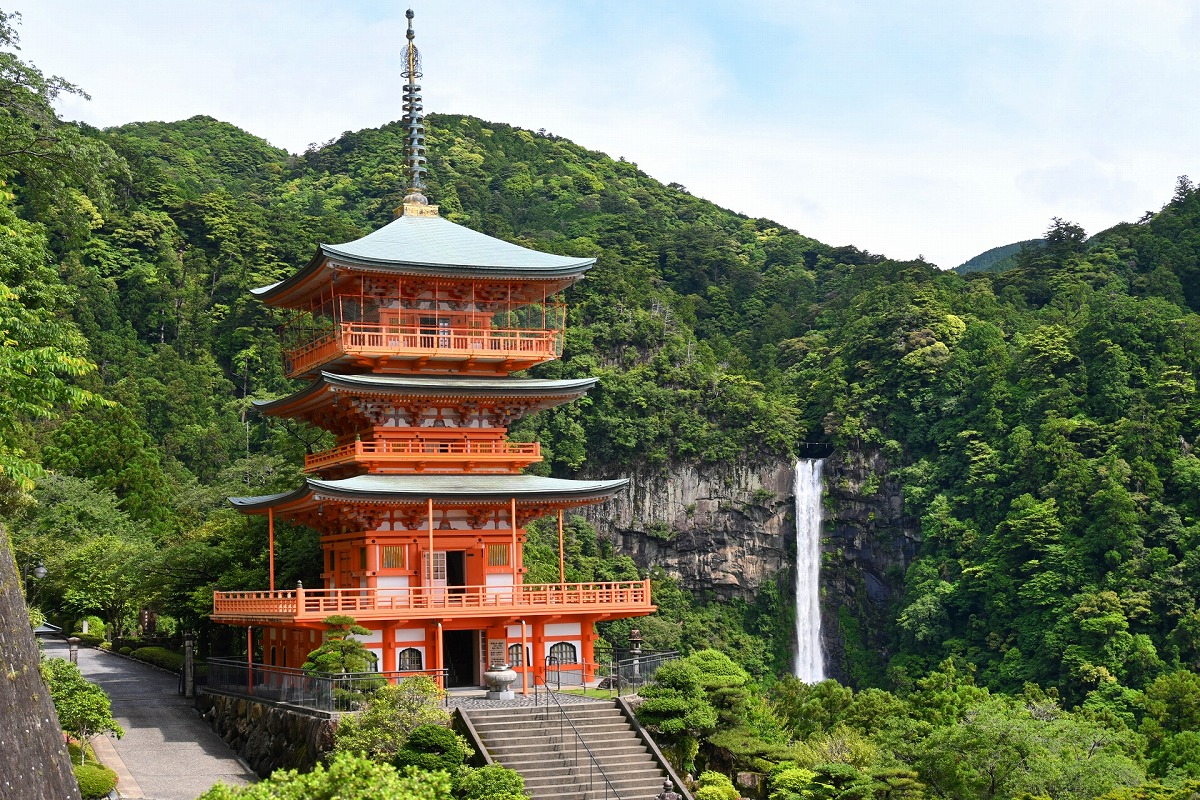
[359,547,368,570]
[507,643,523,667]
[487,544,509,567]
[549,642,578,665]
[381,546,406,569]
[398,647,423,671]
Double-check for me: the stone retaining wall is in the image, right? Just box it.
[195,690,338,777]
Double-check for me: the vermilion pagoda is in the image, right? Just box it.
[210,11,653,688]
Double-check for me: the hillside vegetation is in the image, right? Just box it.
[5,11,1200,795]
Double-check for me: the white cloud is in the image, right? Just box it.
[11,0,1200,269]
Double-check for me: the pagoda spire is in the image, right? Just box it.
[400,8,437,217]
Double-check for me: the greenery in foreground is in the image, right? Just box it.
[3,8,1200,796]
[641,650,1200,800]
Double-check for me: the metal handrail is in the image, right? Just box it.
[533,671,624,800]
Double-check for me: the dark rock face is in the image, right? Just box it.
[820,449,920,685]
[584,458,795,602]
[584,448,918,686]
[196,691,336,777]
[0,531,82,800]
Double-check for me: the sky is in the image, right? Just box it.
[12,1,1200,269]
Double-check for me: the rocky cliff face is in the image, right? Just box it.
[583,457,795,602]
[820,448,920,685]
[583,447,919,686]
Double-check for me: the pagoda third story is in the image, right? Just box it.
[210,9,654,690]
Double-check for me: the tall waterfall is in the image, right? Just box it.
[794,458,825,682]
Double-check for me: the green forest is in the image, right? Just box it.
[6,8,1200,798]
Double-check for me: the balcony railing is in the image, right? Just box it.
[212,580,653,622]
[285,323,562,377]
[305,439,542,473]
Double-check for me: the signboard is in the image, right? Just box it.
[487,638,507,667]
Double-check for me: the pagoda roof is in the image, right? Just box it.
[252,214,595,305]
[253,373,597,416]
[230,474,628,513]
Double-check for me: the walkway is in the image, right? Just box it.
[44,639,257,800]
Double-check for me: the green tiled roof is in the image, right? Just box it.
[251,214,595,300]
[251,373,597,413]
[229,474,628,510]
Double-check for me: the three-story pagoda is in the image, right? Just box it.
[211,11,653,689]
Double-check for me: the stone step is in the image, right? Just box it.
[496,753,657,775]
[486,741,650,759]
[473,720,634,737]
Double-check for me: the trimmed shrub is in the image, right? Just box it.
[458,764,526,800]
[74,762,118,799]
[130,646,184,671]
[71,633,106,648]
[392,723,469,774]
[696,771,739,800]
[118,646,133,656]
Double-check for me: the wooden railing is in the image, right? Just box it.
[305,439,541,472]
[213,580,652,621]
[285,323,562,376]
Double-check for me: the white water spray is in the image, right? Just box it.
[793,458,825,682]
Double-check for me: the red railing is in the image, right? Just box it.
[285,323,563,377]
[305,439,542,472]
[213,580,652,621]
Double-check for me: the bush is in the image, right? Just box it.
[333,676,449,761]
[392,724,469,775]
[82,616,106,638]
[457,764,526,800]
[696,771,739,800]
[130,646,184,671]
[119,646,133,656]
[74,762,118,798]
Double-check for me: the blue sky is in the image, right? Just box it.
[13,1,1199,268]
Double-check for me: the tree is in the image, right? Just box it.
[302,615,378,674]
[40,657,123,764]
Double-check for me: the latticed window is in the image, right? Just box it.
[423,551,447,581]
[508,643,523,667]
[381,546,406,569]
[487,544,509,566]
[398,647,423,671]
[548,642,578,665]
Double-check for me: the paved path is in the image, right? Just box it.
[44,639,257,800]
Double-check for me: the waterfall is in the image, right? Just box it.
[793,458,825,682]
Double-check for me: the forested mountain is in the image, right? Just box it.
[953,239,1042,274]
[6,11,1200,795]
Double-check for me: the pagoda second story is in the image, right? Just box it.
[260,215,591,379]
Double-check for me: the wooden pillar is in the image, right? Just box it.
[557,508,565,585]
[427,498,434,591]
[510,498,518,588]
[520,619,529,695]
[268,507,275,592]
[435,623,445,690]
[581,619,596,684]
[246,627,253,695]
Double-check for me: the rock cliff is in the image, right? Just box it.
[583,447,919,686]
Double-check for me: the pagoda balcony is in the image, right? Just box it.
[285,323,562,378]
[211,580,653,624]
[304,439,542,474]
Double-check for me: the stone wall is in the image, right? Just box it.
[195,690,337,777]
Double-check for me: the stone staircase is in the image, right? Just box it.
[462,701,674,800]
